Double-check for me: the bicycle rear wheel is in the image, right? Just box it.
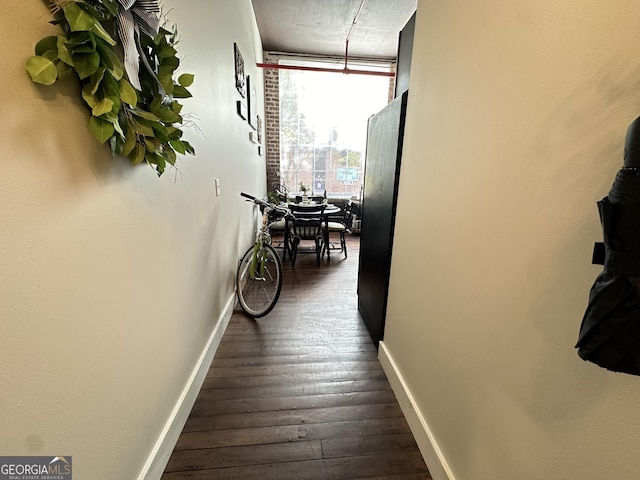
[236,244,283,318]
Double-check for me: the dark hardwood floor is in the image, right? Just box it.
[162,234,431,479]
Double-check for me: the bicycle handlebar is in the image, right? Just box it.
[240,192,290,215]
[240,192,255,200]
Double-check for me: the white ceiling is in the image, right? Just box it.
[251,0,417,60]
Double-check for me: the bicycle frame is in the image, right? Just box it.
[240,192,290,279]
[250,208,272,280]
[237,192,289,318]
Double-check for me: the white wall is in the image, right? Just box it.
[384,1,640,479]
[0,1,265,478]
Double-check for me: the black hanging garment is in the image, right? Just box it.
[576,116,640,375]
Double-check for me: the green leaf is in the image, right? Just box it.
[169,139,186,154]
[159,63,178,76]
[133,119,154,137]
[151,122,169,142]
[183,140,195,155]
[155,42,177,59]
[131,109,160,122]
[73,51,100,79]
[129,143,146,165]
[120,126,137,156]
[151,152,166,174]
[178,73,194,87]
[150,96,163,114]
[56,36,74,66]
[171,101,184,114]
[158,26,172,37]
[63,3,96,32]
[167,127,183,140]
[160,56,180,69]
[81,84,98,108]
[35,36,58,56]
[76,0,105,20]
[92,97,114,117]
[72,44,96,54]
[100,71,120,98]
[25,56,58,85]
[172,85,192,98]
[41,50,58,62]
[97,43,123,80]
[119,78,138,106]
[109,96,122,114]
[56,60,73,80]
[67,31,95,48]
[158,68,174,95]
[88,68,106,95]
[105,111,125,138]
[160,109,180,123]
[88,116,115,144]
[91,21,116,46]
[150,96,180,123]
[100,0,119,16]
[144,138,157,152]
[164,147,177,166]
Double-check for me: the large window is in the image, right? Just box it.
[279,61,391,198]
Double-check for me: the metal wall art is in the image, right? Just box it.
[234,42,246,98]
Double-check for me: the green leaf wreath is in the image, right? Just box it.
[26,0,195,176]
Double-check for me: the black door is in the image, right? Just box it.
[357,91,408,346]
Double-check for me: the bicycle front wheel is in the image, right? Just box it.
[236,244,283,318]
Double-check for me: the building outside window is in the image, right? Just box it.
[279,60,391,199]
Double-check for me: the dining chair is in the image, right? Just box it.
[323,202,352,259]
[289,203,326,266]
[268,210,290,260]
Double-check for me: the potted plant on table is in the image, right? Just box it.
[299,182,310,202]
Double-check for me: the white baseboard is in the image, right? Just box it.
[137,293,236,480]
[378,341,455,480]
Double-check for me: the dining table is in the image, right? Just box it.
[287,202,341,216]
[281,202,343,263]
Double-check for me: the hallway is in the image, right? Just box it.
[161,235,430,479]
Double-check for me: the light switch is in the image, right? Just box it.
[215,178,221,196]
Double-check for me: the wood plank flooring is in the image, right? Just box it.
[162,235,431,479]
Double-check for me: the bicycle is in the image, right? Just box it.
[236,192,291,318]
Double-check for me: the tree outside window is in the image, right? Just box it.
[279,62,390,198]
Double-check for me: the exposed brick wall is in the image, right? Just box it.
[263,52,280,193]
